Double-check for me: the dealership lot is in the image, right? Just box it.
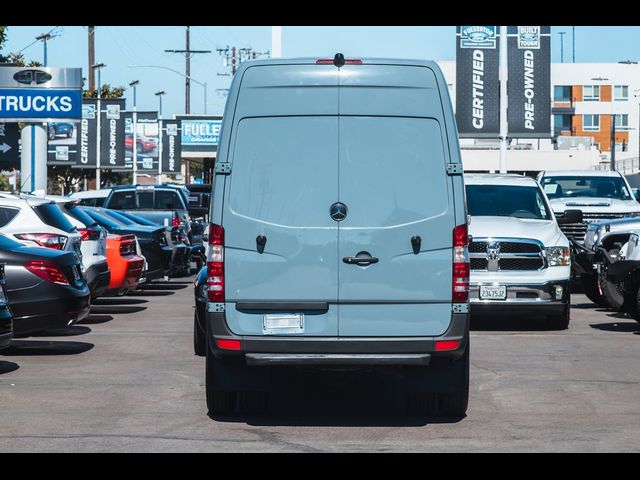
[0,278,638,453]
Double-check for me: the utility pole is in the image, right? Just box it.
[217,46,268,76]
[88,26,95,91]
[35,33,52,67]
[165,26,211,114]
[611,114,617,171]
[499,26,508,174]
[572,26,576,63]
[130,80,139,184]
[558,31,566,63]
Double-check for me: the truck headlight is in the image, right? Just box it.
[546,246,571,266]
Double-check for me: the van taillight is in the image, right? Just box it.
[207,223,225,302]
[452,224,470,303]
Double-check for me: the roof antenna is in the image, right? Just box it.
[333,53,345,68]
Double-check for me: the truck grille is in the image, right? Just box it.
[469,239,544,271]
[556,212,629,242]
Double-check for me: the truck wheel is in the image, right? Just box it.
[580,273,607,307]
[206,349,237,415]
[405,391,437,416]
[437,343,470,418]
[238,391,269,415]
[194,311,205,357]
[547,304,571,330]
[598,269,624,311]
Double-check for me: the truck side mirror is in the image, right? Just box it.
[558,209,583,224]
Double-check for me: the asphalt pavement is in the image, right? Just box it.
[0,278,639,452]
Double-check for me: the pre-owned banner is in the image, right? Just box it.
[507,26,551,137]
[100,99,126,168]
[455,26,501,137]
[124,111,159,172]
[160,120,181,174]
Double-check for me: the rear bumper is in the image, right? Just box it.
[87,261,111,298]
[207,311,469,364]
[469,280,570,313]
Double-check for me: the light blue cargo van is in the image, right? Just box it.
[201,54,470,417]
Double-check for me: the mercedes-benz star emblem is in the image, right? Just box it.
[330,202,348,222]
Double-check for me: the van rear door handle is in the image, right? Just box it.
[343,256,379,266]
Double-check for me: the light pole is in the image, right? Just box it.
[129,80,140,184]
[92,62,106,190]
[155,90,166,117]
[558,31,566,63]
[128,65,208,114]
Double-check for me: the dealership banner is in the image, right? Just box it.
[160,120,181,174]
[176,116,222,154]
[507,26,551,137]
[124,111,159,172]
[100,99,126,168]
[455,26,501,137]
[47,98,97,167]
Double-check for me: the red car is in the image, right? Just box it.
[125,133,157,154]
[103,234,144,296]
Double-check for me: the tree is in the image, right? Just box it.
[0,26,8,63]
[83,84,126,100]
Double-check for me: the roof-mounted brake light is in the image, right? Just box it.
[316,53,362,67]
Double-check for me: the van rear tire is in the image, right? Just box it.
[206,349,237,415]
[437,344,469,418]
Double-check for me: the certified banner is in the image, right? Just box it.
[507,26,551,137]
[455,26,501,137]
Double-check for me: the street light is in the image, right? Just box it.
[128,65,208,114]
[155,90,166,117]
[129,80,140,185]
[591,77,616,171]
[91,63,106,190]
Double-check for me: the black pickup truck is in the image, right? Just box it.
[102,185,206,267]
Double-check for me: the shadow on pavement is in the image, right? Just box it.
[137,283,188,291]
[0,361,19,374]
[90,305,147,315]
[470,314,553,331]
[127,290,175,297]
[79,314,114,325]
[2,340,94,356]
[211,368,464,427]
[590,321,640,333]
[28,325,92,337]
[573,303,599,309]
[92,297,148,306]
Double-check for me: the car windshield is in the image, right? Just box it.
[541,175,632,200]
[466,184,552,220]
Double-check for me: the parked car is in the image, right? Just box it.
[102,184,205,266]
[81,207,172,283]
[0,233,90,336]
[465,174,571,329]
[23,194,110,300]
[102,209,191,277]
[68,189,112,208]
[0,262,13,350]
[125,133,156,154]
[48,122,74,141]
[0,195,83,263]
[201,56,470,417]
[104,234,144,296]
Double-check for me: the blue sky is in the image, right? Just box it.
[3,26,640,117]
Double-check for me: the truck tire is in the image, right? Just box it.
[547,304,571,330]
[437,343,470,418]
[238,391,269,415]
[206,350,237,415]
[598,269,624,311]
[194,311,205,357]
[580,273,607,307]
[405,391,437,416]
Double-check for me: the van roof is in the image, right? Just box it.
[464,174,539,187]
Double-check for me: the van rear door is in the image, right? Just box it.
[337,64,456,336]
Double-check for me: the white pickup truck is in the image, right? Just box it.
[465,174,572,329]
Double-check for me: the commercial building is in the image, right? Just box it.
[438,60,640,174]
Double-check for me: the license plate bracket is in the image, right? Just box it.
[262,313,304,335]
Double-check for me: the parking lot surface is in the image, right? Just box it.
[1,278,639,452]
